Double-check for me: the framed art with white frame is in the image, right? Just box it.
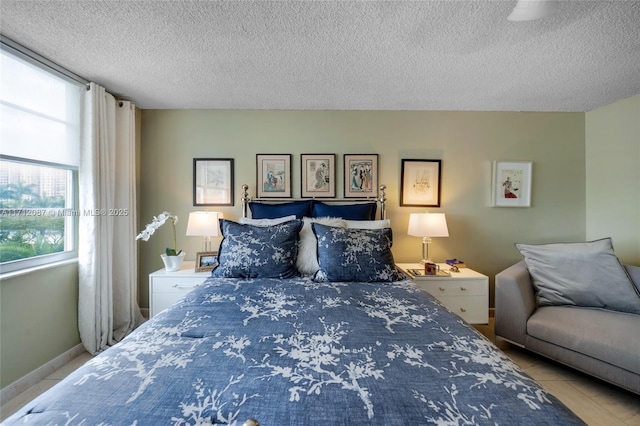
[256,154,292,198]
[400,159,442,207]
[492,161,532,207]
[193,158,234,206]
[344,154,378,198]
[301,154,336,198]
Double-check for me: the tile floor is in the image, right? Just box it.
[1,352,94,421]
[1,321,639,424]
[474,320,640,426]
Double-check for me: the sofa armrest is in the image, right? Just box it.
[495,261,536,346]
[625,264,640,293]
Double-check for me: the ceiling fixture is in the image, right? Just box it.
[508,0,559,21]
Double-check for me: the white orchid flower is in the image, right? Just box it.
[135,211,181,256]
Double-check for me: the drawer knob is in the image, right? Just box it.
[460,307,467,312]
[460,287,467,291]
[439,286,445,291]
[171,283,200,289]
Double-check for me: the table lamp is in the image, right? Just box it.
[186,211,222,252]
[407,212,449,264]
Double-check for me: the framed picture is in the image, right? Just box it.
[492,161,532,207]
[301,154,336,198]
[344,154,378,198]
[195,251,218,272]
[400,159,442,207]
[193,158,234,206]
[256,154,292,198]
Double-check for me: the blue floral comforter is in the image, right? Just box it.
[5,276,584,425]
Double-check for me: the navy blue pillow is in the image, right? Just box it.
[312,223,401,282]
[312,202,377,220]
[212,219,303,278]
[249,200,312,219]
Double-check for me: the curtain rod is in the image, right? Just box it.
[1,35,89,87]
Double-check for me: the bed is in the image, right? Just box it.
[4,190,585,425]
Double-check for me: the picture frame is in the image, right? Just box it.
[400,159,442,207]
[301,154,336,198]
[343,154,378,198]
[193,158,234,206]
[492,161,532,207]
[195,251,218,272]
[256,154,292,198]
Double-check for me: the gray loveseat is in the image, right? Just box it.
[495,260,640,395]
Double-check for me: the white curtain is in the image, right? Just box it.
[79,82,144,355]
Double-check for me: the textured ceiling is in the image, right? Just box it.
[1,0,639,111]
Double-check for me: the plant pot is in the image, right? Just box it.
[161,252,186,272]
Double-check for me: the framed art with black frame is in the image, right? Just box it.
[256,154,292,198]
[343,154,378,198]
[193,158,234,206]
[400,159,442,207]
[301,154,336,198]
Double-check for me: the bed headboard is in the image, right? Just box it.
[241,184,387,220]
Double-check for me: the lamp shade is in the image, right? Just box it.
[185,211,221,237]
[407,213,449,238]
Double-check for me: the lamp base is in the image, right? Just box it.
[419,237,433,265]
[202,236,212,252]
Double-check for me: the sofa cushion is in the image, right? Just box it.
[527,306,640,375]
[516,238,640,315]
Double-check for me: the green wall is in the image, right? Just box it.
[139,110,586,308]
[586,94,640,265]
[0,262,80,387]
[4,98,638,393]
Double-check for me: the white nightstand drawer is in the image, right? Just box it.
[414,279,486,296]
[396,263,489,324]
[152,292,190,315]
[151,277,205,316]
[152,277,206,293]
[149,262,210,317]
[436,296,487,324]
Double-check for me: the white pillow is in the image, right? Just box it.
[344,219,391,229]
[297,216,346,275]
[239,215,296,226]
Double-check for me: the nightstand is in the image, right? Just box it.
[149,261,210,317]
[396,263,489,324]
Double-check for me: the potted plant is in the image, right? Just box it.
[136,211,185,271]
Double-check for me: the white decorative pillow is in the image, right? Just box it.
[516,238,640,315]
[239,215,296,226]
[344,219,391,229]
[296,217,346,275]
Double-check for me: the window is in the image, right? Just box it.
[0,45,83,273]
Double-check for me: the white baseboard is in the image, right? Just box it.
[0,343,86,405]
